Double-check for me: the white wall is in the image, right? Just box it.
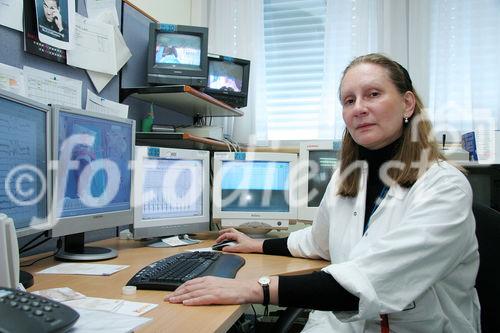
[127,0,192,24]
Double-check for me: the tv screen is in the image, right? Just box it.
[154,33,202,70]
[147,23,208,87]
[208,61,244,92]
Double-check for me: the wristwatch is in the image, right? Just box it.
[258,276,271,306]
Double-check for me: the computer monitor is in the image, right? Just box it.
[147,23,209,87]
[201,54,250,108]
[51,105,135,261]
[131,147,210,244]
[297,140,341,221]
[212,152,297,234]
[0,89,53,288]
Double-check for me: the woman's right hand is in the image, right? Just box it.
[214,228,264,254]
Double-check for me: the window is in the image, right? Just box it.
[263,0,327,141]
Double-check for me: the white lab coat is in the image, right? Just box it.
[287,161,481,333]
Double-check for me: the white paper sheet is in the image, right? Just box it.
[64,297,157,317]
[86,89,129,118]
[0,63,25,96]
[86,25,131,92]
[37,263,129,276]
[0,0,23,31]
[36,0,75,50]
[86,0,119,26]
[67,14,117,75]
[23,66,82,108]
[33,287,86,302]
[70,308,152,333]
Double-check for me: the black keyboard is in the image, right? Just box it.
[126,251,245,291]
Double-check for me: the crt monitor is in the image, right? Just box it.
[297,140,341,221]
[147,23,209,87]
[131,147,210,245]
[0,89,52,288]
[51,105,135,261]
[201,54,250,108]
[212,152,297,234]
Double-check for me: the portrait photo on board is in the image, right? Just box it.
[35,0,74,49]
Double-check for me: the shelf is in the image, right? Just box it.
[135,132,231,151]
[120,85,244,118]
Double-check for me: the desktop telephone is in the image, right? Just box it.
[0,286,80,333]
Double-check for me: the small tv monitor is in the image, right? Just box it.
[212,152,297,234]
[297,140,341,221]
[51,106,135,261]
[0,90,52,238]
[147,23,209,87]
[201,54,250,108]
[131,147,210,245]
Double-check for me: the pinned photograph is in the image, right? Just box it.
[35,0,74,49]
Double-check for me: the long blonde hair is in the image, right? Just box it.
[337,53,445,197]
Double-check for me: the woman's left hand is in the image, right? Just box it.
[165,276,261,306]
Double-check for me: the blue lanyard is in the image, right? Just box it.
[363,186,389,234]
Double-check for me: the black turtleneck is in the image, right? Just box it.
[261,137,402,311]
[359,137,402,231]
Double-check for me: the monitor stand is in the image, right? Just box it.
[55,233,117,261]
[20,270,34,289]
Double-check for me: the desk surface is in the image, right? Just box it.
[22,237,328,333]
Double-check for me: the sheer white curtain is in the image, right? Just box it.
[194,0,266,145]
[410,0,500,148]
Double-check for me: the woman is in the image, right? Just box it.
[166,54,480,332]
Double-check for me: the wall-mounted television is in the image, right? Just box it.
[147,23,208,87]
[201,54,250,108]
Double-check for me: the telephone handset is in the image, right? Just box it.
[0,213,19,289]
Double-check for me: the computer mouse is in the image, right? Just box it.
[212,240,237,251]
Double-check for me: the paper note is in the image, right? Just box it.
[32,287,86,302]
[65,297,157,317]
[23,66,82,108]
[71,308,152,333]
[0,0,23,31]
[162,236,201,247]
[86,0,119,26]
[36,0,75,50]
[37,263,129,276]
[0,63,25,96]
[86,89,129,118]
[67,14,117,75]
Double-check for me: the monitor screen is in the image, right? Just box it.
[56,112,132,218]
[142,159,203,220]
[220,161,290,212]
[0,90,51,237]
[212,152,297,232]
[132,147,210,240]
[297,140,340,221]
[208,61,243,93]
[154,33,201,70]
[307,150,338,207]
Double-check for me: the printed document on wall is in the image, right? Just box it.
[0,63,25,96]
[86,89,129,119]
[23,66,82,108]
[67,14,117,75]
[86,0,119,27]
[35,0,75,50]
[86,25,131,93]
[0,0,23,31]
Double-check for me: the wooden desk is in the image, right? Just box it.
[22,238,328,333]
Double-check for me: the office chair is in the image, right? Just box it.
[472,202,500,333]
[273,203,500,333]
